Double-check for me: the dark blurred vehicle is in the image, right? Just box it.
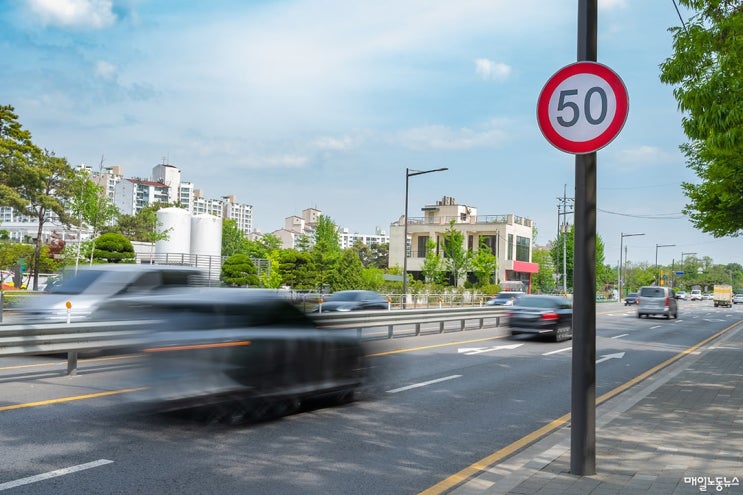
[486,291,525,306]
[95,288,366,420]
[624,292,639,305]
[505,295,573,342]
[12,264,206,322]
[314,290,389,312]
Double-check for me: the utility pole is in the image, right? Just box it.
[556,184,574,294]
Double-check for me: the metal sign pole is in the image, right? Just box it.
[571,0,597,476]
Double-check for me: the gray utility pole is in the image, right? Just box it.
[556,185,574,294]
[571,0,597,477]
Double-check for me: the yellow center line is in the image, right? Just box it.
[419,321,740,494]
[0,387,149,412]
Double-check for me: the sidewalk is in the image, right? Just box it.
[451,322,743,495]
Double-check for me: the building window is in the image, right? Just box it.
[417,236,429,258]
[516,236,530,262]
[507,234,514,260]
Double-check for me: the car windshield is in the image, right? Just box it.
[495,292,521,300]
[326,291,364,302]
[517,297,564,309]
[640,287,666,297]
[46,270,106,295]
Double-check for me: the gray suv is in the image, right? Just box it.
[637,286,678,319]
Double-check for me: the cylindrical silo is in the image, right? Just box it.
[155,207,192,255]
[190,214,222,257]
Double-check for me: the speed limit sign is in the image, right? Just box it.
[537,61,628,154]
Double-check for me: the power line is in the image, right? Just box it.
[672,0,689,33]
[598,208,684,220]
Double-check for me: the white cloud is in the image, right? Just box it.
[26,0,116,29]
[313,136,356,151]
[475,58,512,81]
[615,145,675,164]
[395,121,509,150]
[94,60,117,79]
[599,0,627,10]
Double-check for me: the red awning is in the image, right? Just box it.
[512,261,539,274]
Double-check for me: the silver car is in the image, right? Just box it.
[637,286,678,319]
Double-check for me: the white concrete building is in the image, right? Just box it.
[389,196,539,291]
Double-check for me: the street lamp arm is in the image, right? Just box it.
[407,167,449,178]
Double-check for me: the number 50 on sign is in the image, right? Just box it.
[537,61,629,155]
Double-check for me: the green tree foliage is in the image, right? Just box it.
[221,253,259,287]
[244,233,282,259]
[0,105,37,208]
[92,232,135,263]
[259,250,283,288]
[470,240,498,287]
[312,215,341,290]
[421,238,445,285]
[327,249,365,291]
[532,247,556,294]
[660,1,743,237]
[278,249,317,289]
[222,218,248,257]
[550,225,607,291]
[441,221,472,287]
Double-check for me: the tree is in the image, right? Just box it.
[259,250,283,288]
[221,253,259,287]
[532,248,556,294]
[420,238,445,285]
[470,240,498,287]
[441,220,471,287]
[91,232,135,263]
[278,249,317,290]
[0,105,37,209]
[659,2,743,237]
[312,215,341,290]
[550,225,607,291]
[222,218,248,257]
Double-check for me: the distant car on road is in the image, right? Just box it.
[675,291,688,301]
[637,286,678,319]
[314,290,389,312]
[733,294,743,304]
[505,295,573,342]
[689,289,702,301]
[487,291,525,306]
[624,293,638,306]
[702,293,713,301]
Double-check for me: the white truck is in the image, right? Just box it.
[713,284,733,308]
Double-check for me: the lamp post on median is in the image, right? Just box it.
[618,232,644,299]
[655,244,675,285]
[402,167,448,308]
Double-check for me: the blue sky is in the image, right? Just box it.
[2,0,740,267]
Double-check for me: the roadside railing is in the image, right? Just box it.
[0,306,507,374]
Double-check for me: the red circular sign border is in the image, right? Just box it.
[537,61,629,154]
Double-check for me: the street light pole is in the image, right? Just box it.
[618,233,644,299]
[655,243,675,285]
[402,167,448,308]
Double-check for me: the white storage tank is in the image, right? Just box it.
[155,207,192,255]
[190,214,222,257]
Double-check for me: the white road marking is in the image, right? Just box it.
[0,460,113,491]
[650,325,662,329]
[596,352,626,364]
[386,375,462,394]
[611,334,629,339]
[457,344,523,355]
[542,347,572,356]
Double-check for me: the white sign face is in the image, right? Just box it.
[537,62,629,154]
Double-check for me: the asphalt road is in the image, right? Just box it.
[1,301,742,494]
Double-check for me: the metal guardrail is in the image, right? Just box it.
[0,307,507,374]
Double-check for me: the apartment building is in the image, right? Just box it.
[389,196,539,292]
[339,227,389,249]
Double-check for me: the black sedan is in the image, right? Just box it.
[505,295,573,342]
[624,292,639,305]
[94,288,366,421]
[315,290,389,312]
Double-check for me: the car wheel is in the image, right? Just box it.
[637,313,642,318]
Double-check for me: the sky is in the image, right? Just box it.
[1,0,740,268]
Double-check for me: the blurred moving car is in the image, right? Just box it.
[486,291,525,306]
[733,294,743,304]
[624,292,639,306]
[637,286,678,319]
[315,290,389,312]
[12,264,206,322]
[689,289,702,301]
[95,288,366,420]
[505,295,573,342]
